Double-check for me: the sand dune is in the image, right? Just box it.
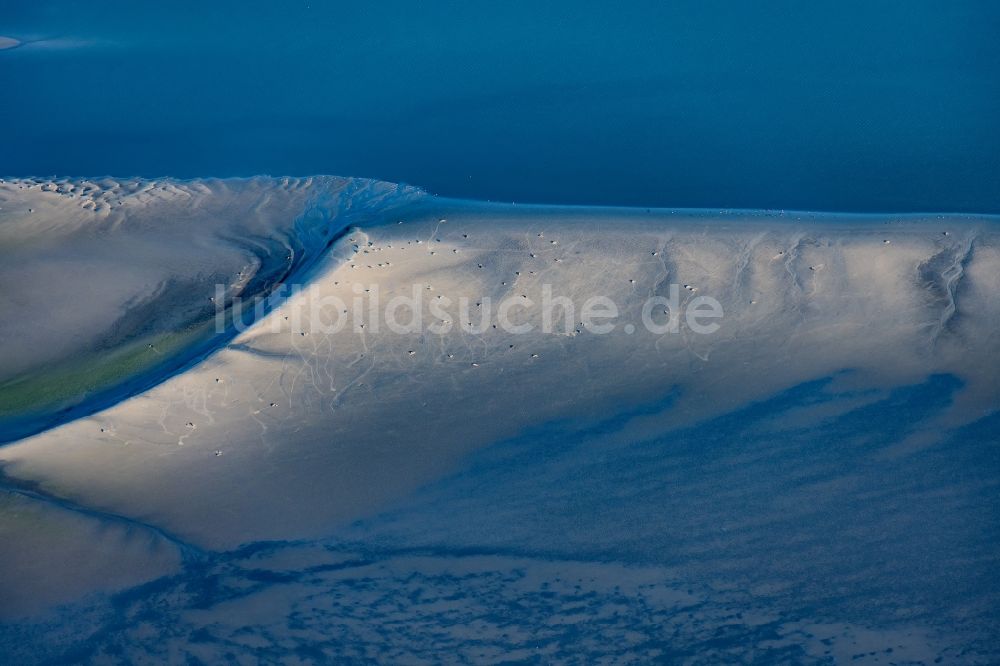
[0,177,421,443]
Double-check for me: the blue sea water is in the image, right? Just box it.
[2,0,999,212]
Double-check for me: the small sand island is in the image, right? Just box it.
[1,1,998,662]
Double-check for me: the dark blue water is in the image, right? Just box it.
[3,0,999,212]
